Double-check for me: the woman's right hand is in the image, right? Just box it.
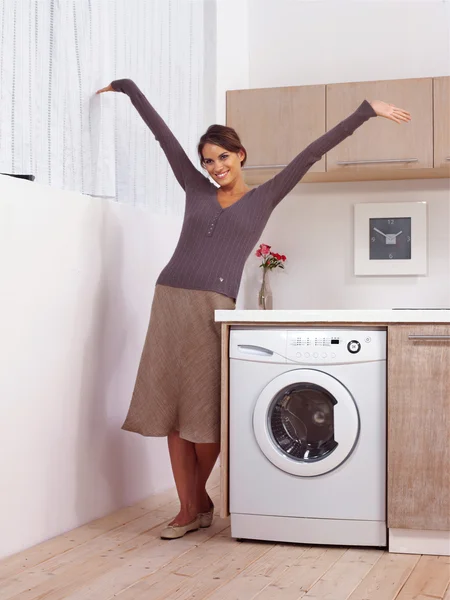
[96,84,115,95]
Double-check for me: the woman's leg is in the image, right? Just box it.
[167,431,198,525]
[195,442,220,512]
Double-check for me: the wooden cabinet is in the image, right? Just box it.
[226,76,448,185]
[226,85,326,181]
[387,325,450,531]
[434,76,450,168]
[326,78,433,173]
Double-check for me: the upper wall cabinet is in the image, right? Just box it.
[434,76,450,168]
[326,78,433,173]
[226,86,326,176]
[226,77,449,185]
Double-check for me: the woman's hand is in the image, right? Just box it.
[96,84,115,94]
[370,100,411,124]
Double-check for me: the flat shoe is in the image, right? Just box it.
[198,496,215,528]
[160,517,200,540]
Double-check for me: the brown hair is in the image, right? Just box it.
[198,125,247,167]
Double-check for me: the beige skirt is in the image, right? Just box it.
[122,284,236,443]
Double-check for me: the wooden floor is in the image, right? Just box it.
[1,471,449,600]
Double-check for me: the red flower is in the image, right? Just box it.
[256,243,287,272]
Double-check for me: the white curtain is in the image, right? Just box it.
[0,0,206,213]
[112,0,206,213]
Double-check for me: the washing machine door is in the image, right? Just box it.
[253,369,360,476]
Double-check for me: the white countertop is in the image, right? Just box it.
[214,309,450,323]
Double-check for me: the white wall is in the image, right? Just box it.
[215,0,250,123]
[222,0,450,309]
[248,0,450,88]
[238,179,450,309]
[0,175,182,559]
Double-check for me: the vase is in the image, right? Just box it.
[257,268,273,310]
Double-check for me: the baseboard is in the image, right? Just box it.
[389,528,450,556]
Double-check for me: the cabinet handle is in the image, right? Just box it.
[408,335,450,340]
[243,164,287,171]
[336,158,419,166]
[244,157,422,169]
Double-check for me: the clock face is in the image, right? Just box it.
[369,217,412,260]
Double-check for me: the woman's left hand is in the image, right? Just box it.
[370,100,411,124]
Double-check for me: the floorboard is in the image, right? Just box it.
[1,477,448,600]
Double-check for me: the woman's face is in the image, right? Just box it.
[201,143,245,187]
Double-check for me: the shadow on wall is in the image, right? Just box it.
[73,204,158,522]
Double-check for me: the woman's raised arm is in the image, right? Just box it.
[96,79,206,191]
[256,99,411,209]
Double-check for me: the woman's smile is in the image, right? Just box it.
[215,170,230,180]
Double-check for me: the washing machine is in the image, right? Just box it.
[229,327,387,547]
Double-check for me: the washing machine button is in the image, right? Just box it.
[304,352,310,358]
[365,336,372,343]
[296,352,302,358]
[331,352,336,358]
[322,352,327,358]
[313,352,319,358]
[347,340,361,354]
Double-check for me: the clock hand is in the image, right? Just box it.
[393,231,403,237]
[373,227,387,237]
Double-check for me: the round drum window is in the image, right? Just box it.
[269,383,338,462]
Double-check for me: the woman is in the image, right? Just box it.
[96,79,410,539]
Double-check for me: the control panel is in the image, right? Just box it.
[286,329,386,364]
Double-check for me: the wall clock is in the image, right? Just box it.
[354,202,427,276]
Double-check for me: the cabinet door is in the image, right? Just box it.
[434,76,450,168]
[226,85,326,173]
[388,325,450,531]
[327,78,433,172]
[220,324,230,518]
